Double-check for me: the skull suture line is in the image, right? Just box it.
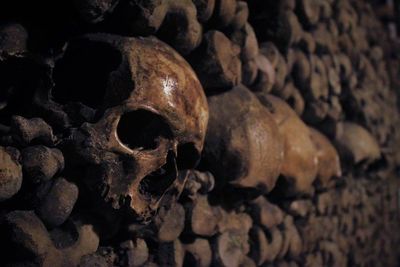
[50,34,209,221]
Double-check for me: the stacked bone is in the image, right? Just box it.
[243,0,400,266]
[0,0,400,267]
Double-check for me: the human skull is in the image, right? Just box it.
[37,34,209,221]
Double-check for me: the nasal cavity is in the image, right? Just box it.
[117,110,173,150]
[139,151,177,201]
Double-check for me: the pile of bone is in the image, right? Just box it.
[1,0,400,266]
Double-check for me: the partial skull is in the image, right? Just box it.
[202,85,283,193]
[257,94,318,196]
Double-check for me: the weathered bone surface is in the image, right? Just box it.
[190,30,242,91]
[230,23,259,62]
[203,85,283,192]
[257,94,318,196]
[183,238,212,267]
[250,196,284,229]
[230,1,249,31]
[249,226,270,265]
[213,229,250,267]
[10,116,57,147]
[211,0,237,28]
[0,146,22,201]
[122,238,149,267]
[252,54,276,93]
[184,170,215,196]
[186,194,221,236]
[1,0,400,266]
[309,127,341,190]
[58,34,209,220]
[193,0,216,23]
[154,202,185,242]
[21,145,64,184]
[282,215,302,259]
[35,177,79,227]
[264,227,284,262]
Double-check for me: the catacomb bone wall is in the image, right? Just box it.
[1,0,400,266]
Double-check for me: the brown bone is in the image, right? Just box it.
[203,85,283,192]
[252,54,276,93]
[213,230,250,267]
[1,210,99,266]
[21,146,64,184]
[51,34,209,220]
[249,226,270,265]
[264,227,284,263]
[154,202,185,242]
[158,240,185,267]
[36,177,79,227]
[0,146,22,201]
[283,215,302,259]
[289,49,311,92]
[183,238,212,267]
[184,170,215,196]
[257,94,318,196]
[279,82,305,116]
[193,0,216,23]
[230,1,249,30]
[187,194,221,236]
[212,0,237,28]
[230,23,259,62]
[309,127,341,190]
[249,196,284,228]
[296,0,320,26]
[120,0,202,54]
[11,116,57,147]
[190,30,242,91]
[121,238,149,267]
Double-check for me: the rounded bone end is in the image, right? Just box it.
[0,146,23,202]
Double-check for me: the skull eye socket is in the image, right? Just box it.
[117,110,173,150]
[52,40,122,109]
